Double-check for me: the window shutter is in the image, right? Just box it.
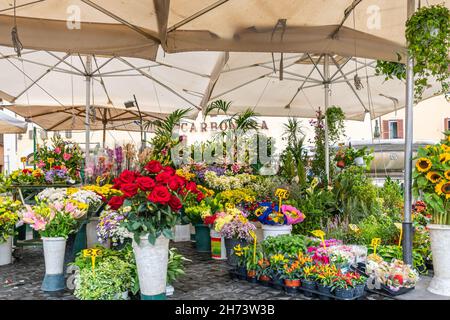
[397,119,404,139]
[445,118,449,131]
[382,120,389,139]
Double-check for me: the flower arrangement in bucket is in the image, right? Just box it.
[413,132,450,296]
[255,188,305,239]
[108,160,202,300]
[20,199,87,291]
[0,197,22,266]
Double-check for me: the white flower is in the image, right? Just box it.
[37,188,68,202]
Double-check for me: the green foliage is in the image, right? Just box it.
[0,174,12,194]
[145,108,192,165]
[261,234,313,258]
[379,177,403,217]
[326,106,346,143]
[406,4,450,100]
[167,247,191,285]
[355,214,399,245]
[375,58,406,81]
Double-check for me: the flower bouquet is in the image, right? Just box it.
[0,197,22,266]
[255,202,305,226]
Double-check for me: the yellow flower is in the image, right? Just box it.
[445,170,450,180]
[441,144,450,152]
[426,171,442,183]
[439,153,450,164]
[435,180,445,195]
[416,158,432,173]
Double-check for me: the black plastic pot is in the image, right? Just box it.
[237,266,247,280]
[301,279,317,298]
[284,285,299,294]
[272,275,284,290]
[334,287,355,299]
[354,284,365,297]
[224,238,248,267]
[246,276,257,283]
[317,284,333,300]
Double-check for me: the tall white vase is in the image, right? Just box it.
[427,224,450,296]
[261,224,292,240]
[41,237,67,292]
[132,234,169,300]
[0,236,13,266]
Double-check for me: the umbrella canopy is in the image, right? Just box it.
[0,108,27,133]
[2,1,448,63]
[0,45,224,117]
[206,52,442,121]
[3,104,163,132]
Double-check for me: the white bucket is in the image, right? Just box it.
[42,237,67,275]
[210,228,226,260]
[173,224,191,242]
[132,234,169,300]
[428,224,450,296]
[262,224,292,240]
[0,236,12,266]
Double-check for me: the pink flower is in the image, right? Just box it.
[37,160,46,168]
[64,202,76,213]
[53,202,64,211]
[54,147,61,154]
[32,218,47,231]
[22,210,36,225]
[63,153,72,161]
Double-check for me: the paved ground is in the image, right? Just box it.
[2,241,431,300]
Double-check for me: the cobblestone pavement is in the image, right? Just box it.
[0,241,389,300]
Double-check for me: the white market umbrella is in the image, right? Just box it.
[0,108,27,133]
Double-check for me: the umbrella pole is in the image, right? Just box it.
[85,55,92,172]
[102,121,106,149]
[323,54,331,185]
[402,0,415,265]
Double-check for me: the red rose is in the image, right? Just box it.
[147,185,171,204]
[136,176,155,191]
[118,170,140,184]
[393,274,404,285]
[186,181,198,193]
[168,175,185,191]
[112,177,122,189]
[168,195,182,211]
[121,183,139,198]
[196,191,205,202]
[53,165,61,170]
[155,171,173,184]
[108,196,125,210]
[163,166,175,174]
[144,160,163,174]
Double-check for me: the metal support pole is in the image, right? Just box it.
[85,55,92,170]
[33,126,37,169]
[402,0,415,265]
[323,54,331,184]
[133,94,145,152]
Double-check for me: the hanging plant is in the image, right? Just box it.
[326,106,346,143]
[406,4,450,100]
[375,55,406,81]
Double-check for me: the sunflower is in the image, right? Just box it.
[445,170,450,180]
[441,144,450,152]
[435,180,450,196]
[439,153,450,163]
[416,158,432,173]
[426,171,442,183]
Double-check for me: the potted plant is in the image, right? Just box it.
[256,202,305,239]
[185,202,212,252]
[315,264,338,300]
[301,265,317,298]
[232,244,248,279]
[282,260,301,294]
[244,245,258,283]
[351,272,367,297]
[268,253,288,290]
[0,197,22,266]
[215,207,256,266]
[413,135,450,296]
[256,256,271,286]
[115,160,202,300]
[21,199,87,291]
[331,272,355,299]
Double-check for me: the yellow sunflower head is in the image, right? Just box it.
[439,153,450,164]
[445,170,450,180]
[426,171,442,183]
[416,158,432,173]
[435,180,445,195]
[441,144,450,152]
[435,180,450,196]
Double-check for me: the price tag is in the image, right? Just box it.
[249,230,257,266]
[371,238,381,255]
[311,230,326,249]
[83,248,102,272]
[394,223,403,247]
[275,188,289,212]
[349,224,360,233]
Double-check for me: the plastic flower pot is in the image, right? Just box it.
[0,236,12,266]
[41,237,67,292]
[354,156,365,166]
[284,279,300,294]
[428,224,450,296]
[247,270,257,283]
[194,224,211,252]
[301,279,317,298]
[272,275,284,290]
[259,275,271,286]
[224,238,248,266]
[210,228,226,260]
[237,266,247,280]
[354,284,365,297]
[335,287,354,299]
[132,234,169,300]
[261,224,292,240]
[317,284,333,300]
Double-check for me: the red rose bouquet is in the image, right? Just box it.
[108,160,203,244]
